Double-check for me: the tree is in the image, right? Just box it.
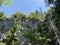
[0,12,5,22]
[28,11,46,22]
[0,21,21,45]
[45,0,60,45]
[0,0,13,6]
[46,0,60,30]
[28,12,37,19]
[23,24,55,45]
[12,11,25,19]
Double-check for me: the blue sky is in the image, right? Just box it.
[0,0,50,16]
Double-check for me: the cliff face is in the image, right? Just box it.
[0,18,14,33]
[0,18,39,32]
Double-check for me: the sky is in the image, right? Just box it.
[0,0,50,16]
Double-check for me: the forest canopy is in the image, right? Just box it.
[0,0,60,45]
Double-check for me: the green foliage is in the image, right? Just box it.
[14,21,21,31]
[0,21,21,45]
[0,41,6,45]
[28,12,37,19]
[0,12,5,22]
[0,2,59,44]
[3,28,19,45]
[28,11,46,22]
[12,12,25,19]
[23,24,55,45]
[47,0,60,30]
[0,0,3,6]
[0,0,13,6]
